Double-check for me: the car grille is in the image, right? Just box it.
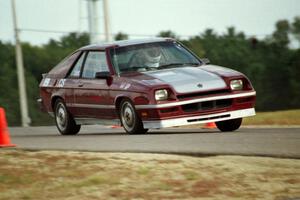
[187,114,231,123]
[181,99,232,113]
[177,89,230,100]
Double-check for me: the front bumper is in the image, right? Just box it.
[142,108,255,129]
[136,90,256,129]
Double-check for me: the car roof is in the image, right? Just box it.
[79,37,175,51]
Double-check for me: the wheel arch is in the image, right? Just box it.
[115,95,132,114]
[51,95,64,111]
[116,95,148,134]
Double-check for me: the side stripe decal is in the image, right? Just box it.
[66,103,115,109]
[65,91,255,110]
[136,91,256,109]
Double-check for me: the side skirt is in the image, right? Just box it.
[74,118,121,126]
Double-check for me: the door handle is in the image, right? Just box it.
[78,83,84,87]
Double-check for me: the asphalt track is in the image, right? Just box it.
[8,126,300,158]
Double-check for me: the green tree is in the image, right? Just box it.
[181,36,206,58]
[157,30,178,39]
[291,17,300,48]
[289,49,300,108]
[114,32,129,41]
[272,20,290,47]
[0,41,21,125]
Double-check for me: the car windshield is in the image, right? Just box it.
[110,41,201,74]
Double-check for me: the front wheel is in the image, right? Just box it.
[120,99,148,134]
[54,99,81,135]
[216,118,242,132]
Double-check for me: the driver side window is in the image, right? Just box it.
[82,51,109,78]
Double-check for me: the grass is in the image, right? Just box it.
[183,109,300,128]
[243,109,300,125]
[0,150,299,200]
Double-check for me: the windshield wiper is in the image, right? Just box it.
[158,63,200,69]
[122,66,158,72]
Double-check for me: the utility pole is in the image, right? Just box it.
[87,0,111,43]
[11,0,30,127]
[78,0,82,32]
[103,0,112,42]
[87,0,99,44]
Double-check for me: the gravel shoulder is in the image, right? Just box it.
[0,150,299,200]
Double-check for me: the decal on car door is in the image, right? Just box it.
[42,78,51,87]
[57,79,66,87]
[120,82,131,90]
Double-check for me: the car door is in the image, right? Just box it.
[73,51,111,119]
[64,51,87,116]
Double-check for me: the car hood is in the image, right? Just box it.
[142,66,227,93]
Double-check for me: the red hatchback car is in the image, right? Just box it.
[38,38,256,135]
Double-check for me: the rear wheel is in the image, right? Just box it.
[216,118,242,132]
[120,99,148,134]
[54,99,81,135]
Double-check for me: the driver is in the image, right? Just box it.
[143,47,162,68]
[128,46,162,70]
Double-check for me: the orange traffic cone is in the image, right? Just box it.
[0,107,16,148]
[203,122,217,129]
[111,125,121,129]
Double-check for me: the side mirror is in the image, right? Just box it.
[201,58,210,65]
[95,71,111,79]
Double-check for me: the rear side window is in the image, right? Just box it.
[69,52,86,77]
[48,51,81,77]
[82,51,109,78]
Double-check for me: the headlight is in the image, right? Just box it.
[230,79,243,90]
[155,89,168,101]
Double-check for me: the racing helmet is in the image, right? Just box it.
[143,47,161,68]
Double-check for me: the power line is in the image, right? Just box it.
[19,28,156,37]
[19,28,270,39]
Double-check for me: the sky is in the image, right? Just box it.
[1,0,300,45]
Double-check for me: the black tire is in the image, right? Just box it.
[119,99,148,134]
[216,118,242,132]
[54,99,81,135]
